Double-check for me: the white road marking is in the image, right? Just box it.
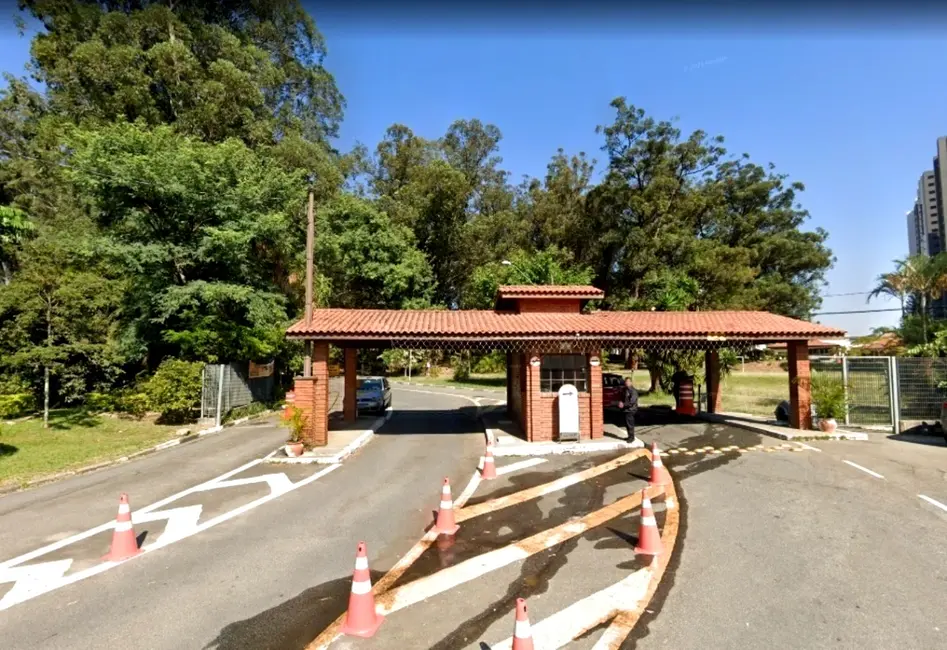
[843,460,885,480]
[379,491,648,616]
[198,472,295,496]
[794,442,821,452]
[0,560,74,610]
[918,494,947,513]
[0,457,263,571]
[0,463,341,611]
[454,471,482,509]
[496,458,547,476]
[490,568,652,650]
[140,505,204,545]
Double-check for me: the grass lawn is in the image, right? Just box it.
[394,367,790,418]
[0,409,182,489]
[394,373,507,391]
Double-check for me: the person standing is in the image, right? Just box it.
[618,377,644,448]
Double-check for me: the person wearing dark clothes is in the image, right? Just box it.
[618,377,644,448]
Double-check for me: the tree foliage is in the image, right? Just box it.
[0,2,835,412]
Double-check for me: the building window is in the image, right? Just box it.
[540,354,588,393]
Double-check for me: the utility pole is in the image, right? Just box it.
[303,181,315,377]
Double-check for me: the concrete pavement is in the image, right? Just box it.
[0,386,484,649]
[2,384,946,649]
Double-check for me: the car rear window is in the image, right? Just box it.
[359,379,383,390]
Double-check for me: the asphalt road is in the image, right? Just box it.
[2,385,946,650]
[632,424,947,650]
[0,386,485,650]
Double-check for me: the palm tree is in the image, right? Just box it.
[870,254,947,343]
[867,269,908,317]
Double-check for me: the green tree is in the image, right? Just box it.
[66,121,304,364]
[0,233,125,426]
[0,205,33,284]
[462,246,594,309]
[21,0,344,145]
[315,194,434,309]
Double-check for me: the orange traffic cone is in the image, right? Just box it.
[341,541,384,637]
[481,443,497,480]
[511,597,535,650]
[649,442,672,487]
[634,490,663,556]
[103,493,142,562]
[435,477,460,535]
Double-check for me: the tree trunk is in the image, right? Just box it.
[648,365,660,393]
[43,365,50,429]
[44,302,52,429]
[1,259,10,285]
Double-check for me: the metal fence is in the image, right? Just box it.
[811,356,947,432]
[200,361,276,425]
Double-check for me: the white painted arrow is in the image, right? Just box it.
[135,505,204,547]
[198,472,294,497]
[0,559,74,611]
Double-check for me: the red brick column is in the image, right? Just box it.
[526,353,543,442]
[705,350,722,414]
[788,341,812,430]
[302,342,329,447]
[343,347,357,422]
[589,354,603,439]
[506,352,513,417]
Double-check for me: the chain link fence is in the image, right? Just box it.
[200,361,276,425]
[809,356,946,432]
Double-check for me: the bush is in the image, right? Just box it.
[144,359,203,423]
[116,391,150,418]
[85,391,117,413]
[472,351,506,374]
[0,392,35,419]
[810,374,849,420]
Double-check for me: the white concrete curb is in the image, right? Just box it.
[699,413,869,441]
[266,410,391,465]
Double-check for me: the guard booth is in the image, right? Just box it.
[286,285,846,447]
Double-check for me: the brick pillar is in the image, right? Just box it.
[506,352,513,417]
[788,341,811,430]
[589,354,604,439]
[306,342,330,447]
[526,353,542,442]
[343,347,357,422]
[705,350,722,414]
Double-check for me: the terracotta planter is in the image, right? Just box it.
[819,418,837,434]
[284,441,304,457]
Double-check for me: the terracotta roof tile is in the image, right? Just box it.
[286,309,846,340]
[497,285,605,299]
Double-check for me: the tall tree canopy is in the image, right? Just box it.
[0,1,835,410]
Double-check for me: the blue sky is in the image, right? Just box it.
[3,10,947,336]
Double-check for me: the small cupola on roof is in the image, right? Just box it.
[494,285,605,314]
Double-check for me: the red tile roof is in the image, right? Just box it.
[497,285,605,299]
[286,309,846,341]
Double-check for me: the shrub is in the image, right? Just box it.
[117,391,151,418]
[472,351,506,374]
[0,392,35,419]
[85,391,117,413]
[810,374,849,420]
[144,359,203,423]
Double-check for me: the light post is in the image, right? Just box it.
[501,259,532,284]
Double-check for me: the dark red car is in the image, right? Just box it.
[602,373,625,409]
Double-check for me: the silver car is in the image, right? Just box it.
[357,377,392,414]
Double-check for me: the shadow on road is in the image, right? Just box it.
[204,571,385,650]
[887,430,947,447]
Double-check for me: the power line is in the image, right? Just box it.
[812,308,902,316]
[821,291,873,297]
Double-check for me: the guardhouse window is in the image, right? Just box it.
[540,354,588,393]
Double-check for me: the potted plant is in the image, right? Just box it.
[810,374,848,433]
[283,407,306,457]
